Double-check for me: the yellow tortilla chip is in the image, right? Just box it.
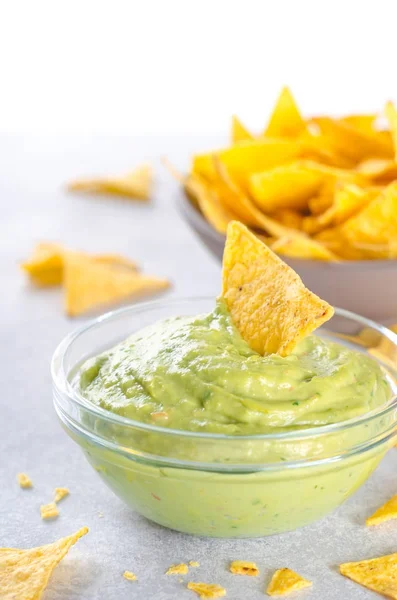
[221,221,334,355]
[21,242,64,287]
[189,561,200,568]
[312,116,393,162]
[385,101,397,160]
[366,495,397,526]
[40,502,59,520]
[64,252,169,317]
[54,487,69,503]
[68,164,152,200]
[341,114,377,134]
[308,194,333,215]
[193,138,301,188]
[17,473,32,489]
[187,582,226,599]
[186,173,237,234]
[266,568,312,596]
[0,527,88,600]
[211,157,296,237]
[264,86,306,138]
[356,158,397,183]
[123,570,137,581]
[166,563,189,575]
[271,235,339,261]
[272,209,303,230]
[340,553,397,598]
[231,115,253,144]
[340,181,397,250]
[230,560,259,576]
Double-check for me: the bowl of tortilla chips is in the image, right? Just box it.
[177,87,397,323]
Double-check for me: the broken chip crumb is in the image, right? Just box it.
[366,494,397,526]
[17,473,32,489]
[0,527,88,600]
[340,552,397,598]
[54,487,70,503]
[166,563,189,575]
[123,570,137,581]
[187,582,226,599]
[40,502,59,520]
[266,568,312,596]
[229,560,259,576]
[189,561,200,568]
[98,512,104,518]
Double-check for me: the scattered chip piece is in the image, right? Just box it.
[123,570,137,581]
[40,502,59,520]
[68,164,152,201]
[0,527,88,600]
[229,560,259,576]
[17,473,32,489]
[187,582,226,599]
[189,561,200,568]
[54,487,69,503]
[21,242,64,287]
[340,553,397,598]
[64,251,170,317]
[366,495,397,526]
[222,221,334,356]
[166,563,189,575]
[266,568,312,596]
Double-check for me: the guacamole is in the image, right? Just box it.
[77,300,391,435]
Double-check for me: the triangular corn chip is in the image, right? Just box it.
[366,495,397,526]
[64,252,169,317]
[185,173,238,234]
[187,582,226,599]
[271,235,339,261]
[231,115,253,144]
[385,101,397,160]
[68,164,152,200]
[230,560,259,576]
[308,195,333,215]
[266,568,312,596]
[264,86,306,138]
[211,157,296,237]
[193,139,301,188]
[272,209,303,230]
[21,242,64,286]
[340,553,397,598]
[221,221,334,355]
[0,527,88,600]
[341,114,377,134]
[356,158,397,183]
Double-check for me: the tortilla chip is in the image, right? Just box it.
[40,502,59,520]
[385,101,397,160]
[94,254,138,271]
[189,561,200,568]
[266,568,312,596]
[312,116,393,162]
[221,221,334,355]
[230,560,259,576]
[341,114,377,134]
[68,164,152,201]
[272,209,303,230]
[340,181,397,250]
[187,582,226,599]
[340,553,397,598]
[186,172,238,234]
[366,495,397,526]
[21,242,63,287]
[264,86,306,138]
[54,488,69,503]
[211,157,296,237]
[17,473,32,489]
[231,116,253,144]
[271,235,339,261]
[356,158,397,183]
[166,563,189,575]
[0,527,88,600]
[193,139,301,188]
[123,571,137,581]
[308,195,333,215]
[64,252,169,317]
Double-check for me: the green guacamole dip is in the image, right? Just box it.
[78,300,390,435]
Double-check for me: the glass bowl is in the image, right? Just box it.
[52,297,397,538]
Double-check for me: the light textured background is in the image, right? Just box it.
[1,135,397,599]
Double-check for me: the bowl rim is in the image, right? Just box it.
[52,295,397,443]
[177,189,397,269]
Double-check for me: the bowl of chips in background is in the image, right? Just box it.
[177,87,397,323]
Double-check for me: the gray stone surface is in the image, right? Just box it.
[1,134,397,599]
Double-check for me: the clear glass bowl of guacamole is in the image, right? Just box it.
[52,298,397,538]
